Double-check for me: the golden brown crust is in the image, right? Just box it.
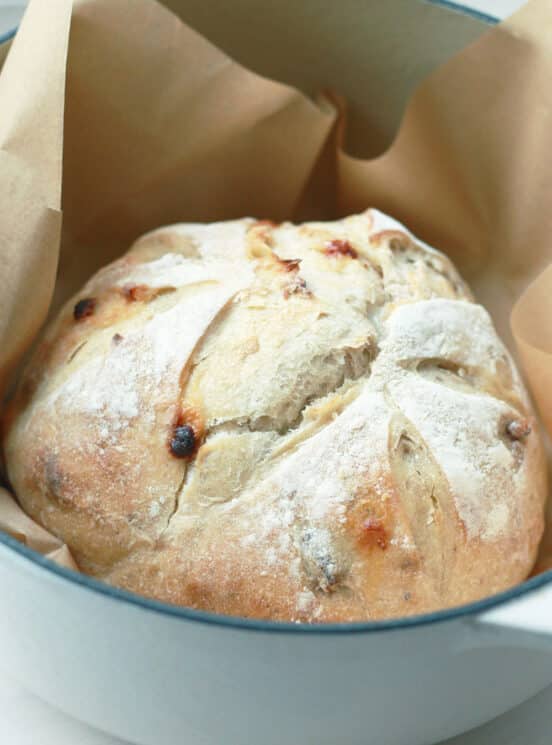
[3,210,547,622]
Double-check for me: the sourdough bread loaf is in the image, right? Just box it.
[3,210,546,622]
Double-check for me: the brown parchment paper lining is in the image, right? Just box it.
[1,0,552,577]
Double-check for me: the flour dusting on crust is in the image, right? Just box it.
[4,210,546,624]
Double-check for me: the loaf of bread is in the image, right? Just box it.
[3,210,546,622]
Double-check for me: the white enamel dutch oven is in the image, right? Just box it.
[0,2,551,744]
[0,533,550,745]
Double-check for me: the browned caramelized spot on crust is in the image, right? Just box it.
[345,480,396,551]
[278,257,301,273]
[112,333,124,345]
[124,284,150,302]
[168,403,205,459]
[255,219,279,228]
[122,284,175,303]
[73,298,96,321]
[506,418,532,441]
[351,493,396,554]
[360,517,388,550]
[324,239,358,259]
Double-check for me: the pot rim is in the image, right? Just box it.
[2,530,551,634]
[428,0,498,25]
[0,29,15,45]
[0,0,499,48]
[5,1,546,637]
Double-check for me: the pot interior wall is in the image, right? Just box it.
[163,0,490,157]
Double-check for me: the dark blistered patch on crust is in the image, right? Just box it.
[170,425,196,458]
[42,451,72,508]
[168,404,205,460]
[73,298,96,321]
[324,239,358,259]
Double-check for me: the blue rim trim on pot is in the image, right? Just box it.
[4,3,550,636]
[0,28,16,44]
[426,0,498,24]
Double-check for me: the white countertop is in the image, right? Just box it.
[0,667,550,745]
[0,1,547,744]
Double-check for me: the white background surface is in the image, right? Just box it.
[0,1,548,744]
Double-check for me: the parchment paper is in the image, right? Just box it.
[0,0,551,577]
